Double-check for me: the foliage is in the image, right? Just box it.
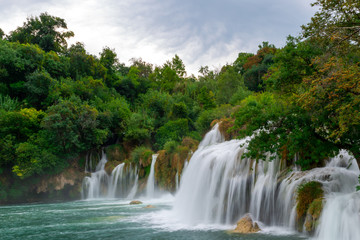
[264,36,322,93]
[7,12,74,52]
[0,94,19,111]
[155,119,189,149]
[298,57,360,146]
[131,146,153,166]
[42,96,108,154]
[301,0,360,54]
[164,140,179,154]
[195,104,233,135]
[233,93,338,169]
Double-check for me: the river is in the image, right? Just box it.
[0,197,306,240]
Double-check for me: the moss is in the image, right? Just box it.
[105,144,126,162]
[296,181,323,229]
[130,146,153,167]
[181,137,199,152]
[164,140,179,153]
[304,198,323,233]
[219,117,237,140]
[104,161,122,175]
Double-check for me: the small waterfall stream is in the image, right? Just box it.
[146,154,158,198]
[82,152,138,199]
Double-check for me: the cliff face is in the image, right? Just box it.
[0,158,85,205]
[35,167,86,199]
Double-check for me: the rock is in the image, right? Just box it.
[232,214,260,234]
[304,198,324,234]
[129,200,143,205]
[144,205,155,208]
[104,160,122,175]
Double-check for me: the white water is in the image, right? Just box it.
[146,154,158,198]
[82,152,138,199]
[173,123,360,239]
[314,151,360,240]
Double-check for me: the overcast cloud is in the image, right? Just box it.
[0,0,316,75]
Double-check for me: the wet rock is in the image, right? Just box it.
[144,205,155,208]
[304,198,324,234]
[296,181,323,231]
[129,200,143,205]
[232,214,260,234]
[104,160,122,175]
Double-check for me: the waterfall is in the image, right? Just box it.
[82,152,109,199]
[314,151,360,240]
[175,171,179,191]
[174,123,360,236]
[82,152,138,199]
[146,154,158,198]
[315,192,360,240]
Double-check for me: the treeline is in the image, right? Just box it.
[1,0,360,187]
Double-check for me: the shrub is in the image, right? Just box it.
[164,140,178,153]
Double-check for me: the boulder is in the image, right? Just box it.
[129,200,143,205]
[144,205,155,208]
[232,214,260,234]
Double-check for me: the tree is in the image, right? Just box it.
[0,28,4,39]
[297,57,360,162]
[264,36,322,93]
[25,70,54,108]
[233,93,338,170]
[155,118,189,149]
[42,96,108,154]
[215,65,243,104]
[100,47,119,87]
[302,0,360,54]
[7,12,74,52]
[242,42,276,92]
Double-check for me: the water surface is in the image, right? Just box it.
[0,197,307,240]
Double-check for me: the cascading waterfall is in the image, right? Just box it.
[146,154,158,198]
[314,151,360,240]
[82,152,138,199]
[174,123,360,237]
[108,163,138,199]
[175,171,179,191]
[82,152,109,199]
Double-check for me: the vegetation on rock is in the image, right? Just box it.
[296,181,324,231]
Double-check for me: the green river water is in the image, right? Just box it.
[0,197,307,240]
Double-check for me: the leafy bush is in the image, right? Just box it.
[131,146,153,166]
[0,94,19,111]
[164,140,179,153]
[155,118,189,149]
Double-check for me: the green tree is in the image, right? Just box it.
[42,96,108,154]
[0,28,4,39]
[298,57,360,163]
[264,36,322,93]
[302,0,360,53]
[25,70,55,108]
[7,12,74,52]
[155,118,189,149]
[233,93,338,169]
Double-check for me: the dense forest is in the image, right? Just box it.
[0,0,359,203]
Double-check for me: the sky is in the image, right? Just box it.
[0,0,317,75]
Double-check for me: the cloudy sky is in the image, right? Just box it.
[0,0,317,75]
